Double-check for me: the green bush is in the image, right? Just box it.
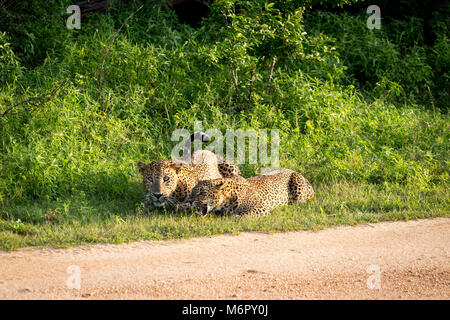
[0,0,73,67]
[304,11,443,108]
[429,35,450,108]
[0,32,23,85]
[0,0,448,207]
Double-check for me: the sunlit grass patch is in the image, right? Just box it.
[1,182,447,250]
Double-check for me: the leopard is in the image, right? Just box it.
[137,151,241,210]
[137,131,241,211]
[186,168,314,216]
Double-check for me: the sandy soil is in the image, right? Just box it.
[0,217,449,300]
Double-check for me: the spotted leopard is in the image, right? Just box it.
[137,151,241,211]
[187,168,314,216]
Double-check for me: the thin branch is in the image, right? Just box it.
[2,98,39,117]
[231,68,241,100]
[298,6,305,20]
[248,66,255,103]
[2,77,74,117]
[266,55,278,94]
[44,77,73,102]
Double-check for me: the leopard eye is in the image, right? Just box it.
[147,177,153,184]
[163,176,170,183]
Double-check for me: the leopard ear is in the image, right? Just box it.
[137,162,147,174]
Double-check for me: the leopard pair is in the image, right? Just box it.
[137,133,313,216]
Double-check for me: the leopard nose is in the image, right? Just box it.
[153,193,162,199]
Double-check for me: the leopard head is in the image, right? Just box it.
[137,160,186,208]
[187,178,236,215]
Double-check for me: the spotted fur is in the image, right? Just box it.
[187,168,314,216]
[137,150,241,211]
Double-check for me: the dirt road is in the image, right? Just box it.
[0,217,449,299]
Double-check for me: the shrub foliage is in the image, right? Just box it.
[0,0,448,211]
